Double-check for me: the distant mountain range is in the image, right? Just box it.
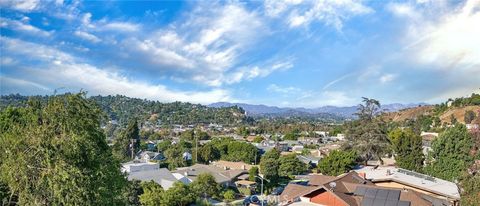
[208,102,428,118]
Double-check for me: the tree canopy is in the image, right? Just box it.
[425,124,474,181]
[389,128,424,172]
[317,150,357,176]
[0,93,128,205]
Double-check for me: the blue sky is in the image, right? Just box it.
[1,0,479,107]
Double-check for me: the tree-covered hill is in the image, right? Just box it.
[0,94,249,126]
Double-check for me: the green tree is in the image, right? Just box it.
[389,128,424,172]
[283,132,298,140]
[223,190,235,202]
[459,173,480,206]
[196,131,211,140]
[113,118,140,160]
[198,144,220,163]
[249,166,259,182]
[465,110,476,124]
[180,130,194,141]
[189,173,220,199]
[259,149,280,182]
[345,97,390,165]
[0,94,128,205]
[279,154,307,176]
[124,180,142,206]
[160,182,194,206]
[425,124,474,181]
[164,144,188,170]
[317,150,357,176]
[225,141,259,164]
[139,181,163,206]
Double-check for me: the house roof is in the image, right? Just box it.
[308,174,336,186]
[211,160,253,170]
[279,183,319,203]
[354,166,460,200]
[127,168,177,190]
[282,171,445,206]
[173,164,247,184]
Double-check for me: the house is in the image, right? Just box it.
[136,151,165,161]
[182,151,192,161]
[354,166,460,205]
[173,164,248,187]
[280,171,451,206]
[297,155,322,167]
[291,145,305,153]
[211,160,254,171]
[127,168,178,190]
[121,160,159,173]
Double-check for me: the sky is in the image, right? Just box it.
[0,0,479,107]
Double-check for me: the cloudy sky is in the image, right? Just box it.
[0,0,479,107]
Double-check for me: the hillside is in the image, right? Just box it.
[382,93,480,125]
[0,94,248,126]
[209,102,425,118]
[440,105,480,124]
[382,105,435,122]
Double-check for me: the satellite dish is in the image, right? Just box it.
[329,182,337,190]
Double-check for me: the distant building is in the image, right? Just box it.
[136,151,165,161]
[121,160,158,173]
[173,164,248,187]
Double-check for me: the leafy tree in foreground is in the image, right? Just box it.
[279,154,307,176]
[318,150,357,176]
[189,173,220,199]
[389,128,424,172]
[139,181,163,206]
[0,94,128,205]
[425,124,473,181]
[160,182,195,206]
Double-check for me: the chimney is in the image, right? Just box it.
[242,165,246,170]
[387,169,392,176]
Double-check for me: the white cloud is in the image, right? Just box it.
[0,0,40,12]
[0,37,234,104]
[102,22,140,32]
[379,74,396,83]
[393,0,480,71]
[295,90,356,107]
[266,0,373,30]
[74,30,100,43]
[267,84,300,94]
[113,2,284,87]
[0,17,52,37]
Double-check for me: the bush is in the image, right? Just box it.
[223,190,236,202]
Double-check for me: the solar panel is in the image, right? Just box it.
[397,201,411,206]
[362,197,375,206]
[354,186,367,196]
[365,188,378,198]
[376,189,389,199]
[387,190,401,200]
[373,198,386,206]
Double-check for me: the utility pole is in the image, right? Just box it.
[130,139,136,160]
[256,175,269,206]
